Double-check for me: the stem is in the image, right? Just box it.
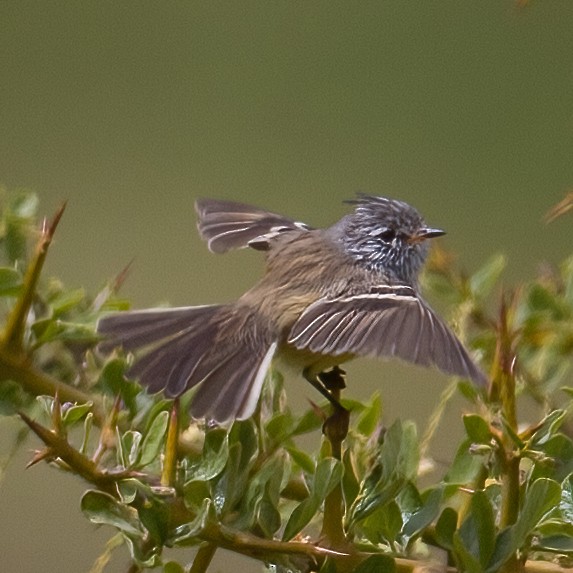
[494,293,523,573]
[318,367,350,550]
[161,399,179,488]
[190,543,217,573]
[200,521,345,567]
[2,204,66,355]
[0,349,105,425]
[19,411,136,495]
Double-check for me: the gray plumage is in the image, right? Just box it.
[98,195,487,422]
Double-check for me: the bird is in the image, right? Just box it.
[97,195,487,422]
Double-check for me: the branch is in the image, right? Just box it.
[0,349,105,425]
[19,411,137,495]
[2,203,66,355]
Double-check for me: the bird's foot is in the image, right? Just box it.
[303,366,346,409]
[303,366,349,445]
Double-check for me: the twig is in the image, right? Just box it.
[19,411,137,495]
[2,203,66,355]
[0,349,105,425]
[318,367,350,550]
[190,543,217,573]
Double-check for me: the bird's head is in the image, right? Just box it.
[338,194,445,286]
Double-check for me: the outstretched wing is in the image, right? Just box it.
[195,198,311,253]
[288,284,487,387]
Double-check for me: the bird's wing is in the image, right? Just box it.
[288,284,487,387]
[195,198,311,253]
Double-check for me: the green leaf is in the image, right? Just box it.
[455,490,495,568]
[292,407,323,435]
[561,473,573,523]
[360,502,402,545]
[117,479,140,504]
[33,319,98,344]
[282,458,342,541]
[445,438,486,484]
[81,490,145,537]
[469,254,506,299]
[402,486,444,546]
[4,190,39,262]
[435,507,458,550]
[170,498,218,546]
[123,535,161,568]
[98,356,128,392]
[341,448,360,508]
[214,421,261,515]
[282,498,319,542]
[486,527,514,573]
[313,457,344,500]
[183,480,211,511]
[265,411,296,443]
[138,410,169,468]
[513,478,561,545]
[526,284,568,316]
[80,412,93,455]
[0,267,22,295]
[463,414,493,444]
[356,392,382,436]
[7,189,39,219]
[535,535,573,555]
[136,493,170,545]
[536,517,573,555]
[49,287,87,316]
[349,420,419,524]
[257,478,283,537]
[453,533,482,573]
[185,431,229,483]
[214,441,244,514]
[118,430,143,468]
[528,410,566,447]
[487,478,561,572]
[285,444,315,474]
[530,434,573,482]
[61,401,93,426]
[229,419,258,468]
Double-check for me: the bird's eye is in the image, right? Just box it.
[376,228,396,241]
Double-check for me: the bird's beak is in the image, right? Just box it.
[409,227,446,244]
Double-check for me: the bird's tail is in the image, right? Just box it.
[97,305,277,422]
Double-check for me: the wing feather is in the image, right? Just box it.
[195,198,311,253]
[288,286,487,386]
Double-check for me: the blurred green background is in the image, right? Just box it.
[1,2,572,571]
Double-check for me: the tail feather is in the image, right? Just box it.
[190,342,277,421]
[97,304,277,422]
[98,306,217,352]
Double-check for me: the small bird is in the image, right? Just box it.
[98,195,487,422]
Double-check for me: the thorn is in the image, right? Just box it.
[307,399,327,421]
[113,259,134,292]
[46,201,67,240]
[544,191,573,224]
[26,448,55,468]
[92,259,135,312]
[19,411,56,444]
